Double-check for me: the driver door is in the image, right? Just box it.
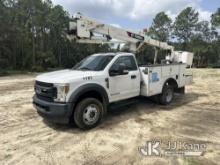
[108,56,139,102]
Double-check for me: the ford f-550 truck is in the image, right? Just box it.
[33,52,193,129]
[33,13,193,129]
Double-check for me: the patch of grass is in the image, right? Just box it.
[0,70,31,77]
[4,154,12,159]
[0,68,64,77]
[191,69,220,78]
[183,158,203,165]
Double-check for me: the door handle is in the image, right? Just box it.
[131,75,136,79]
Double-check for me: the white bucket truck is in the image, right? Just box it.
[33,13,193,129]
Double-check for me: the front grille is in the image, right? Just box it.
[36,94,54,102]
[36,81,53,87]
[35,81,57,102]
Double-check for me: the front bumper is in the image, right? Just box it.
[33,95,73,124]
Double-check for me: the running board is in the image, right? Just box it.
[108,97,139,110]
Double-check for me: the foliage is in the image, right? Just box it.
[148,12,172,42]
[211,8,220,28]
[148,7,220,67]
[173,7,199,48]
[0,0,112,71]
[0,1,219,71]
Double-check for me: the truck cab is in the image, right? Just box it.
[33,52,192,129]
[33,53,141,129]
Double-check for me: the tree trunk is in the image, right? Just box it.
[197,52,201,68]
[13,39,17,69]
[154,47,158,64]
[32,33,36,67]
[58,43,61,67]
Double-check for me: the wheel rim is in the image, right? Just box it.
[83,104,99,125]
[165,88,173,103]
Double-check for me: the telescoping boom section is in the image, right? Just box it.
[67,13,174,52]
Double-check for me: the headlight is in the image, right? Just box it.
[54,84,69,102]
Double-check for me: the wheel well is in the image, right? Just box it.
[69,90,104,123]
[75,91,103,106]
[164,78,178,89]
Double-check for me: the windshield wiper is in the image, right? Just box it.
[79,67,93,70]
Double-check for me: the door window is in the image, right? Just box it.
[110,56,137,71]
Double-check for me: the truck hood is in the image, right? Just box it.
[36,69,100,84]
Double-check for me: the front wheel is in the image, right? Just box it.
[159,84,174,105]
[74,98,104,129]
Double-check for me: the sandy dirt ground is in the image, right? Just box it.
[0,69,220,165]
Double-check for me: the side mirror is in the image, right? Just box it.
[109,63,129,76]
[118,63,129,75]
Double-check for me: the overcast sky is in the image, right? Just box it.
[52,0,220,30]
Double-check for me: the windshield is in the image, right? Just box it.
[73,55,114,71]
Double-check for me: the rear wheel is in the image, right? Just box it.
[74,98,103,129]
[159,84,174,105]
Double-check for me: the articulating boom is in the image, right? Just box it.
[67,13,174,53]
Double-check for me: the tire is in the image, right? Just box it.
[74,98,104,130]
[159,84,174,105]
